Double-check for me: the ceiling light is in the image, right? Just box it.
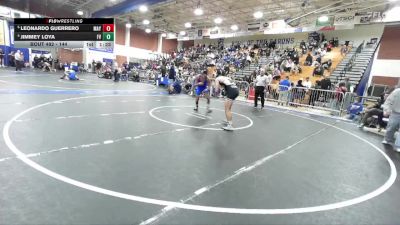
[168,33,177,38]
[194,8,203,16]
[139,5,148,12]
[110,0,116,2]
[125,23,132,28]
[230,25,238,31]
[145,28,151,33]
[143,19,150,25]
[253,11,263,19]
[318,15,329,22]
[77,11,83,15]
[184,22,192,28]
[214,17,222,24]
[161,33,167,37]
[180,31,186,35]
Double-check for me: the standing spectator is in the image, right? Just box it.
[8,51,15,67]
[344,77,351,92]
[0,48,4,67]
[333,82,348,110]
[320,76,332,90]
[382,87,400,152]
[254,72,268,109]
[14,50,23,71]
[161,63,167,78]
[340,45,347,56]
[293,79,306,105]
[278,76,291,106]
[309,80,322,106]
[168,64,176,84]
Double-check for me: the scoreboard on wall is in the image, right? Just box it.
[14,18,114,49]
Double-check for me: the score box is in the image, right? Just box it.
[102,32,114,41]
[102,24,114,32]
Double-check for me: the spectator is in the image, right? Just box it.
[8,51,15,67]
[14,50,23,71]
[254,72,268,109]
[304,53,313,66]
[322,59,332,71]
[313,65,324,76]
[278,76,291,106]
[359,93,386,129]
[168,64,176,83]
[293,79,306,105]
[333,82,348,109]
[344,77,351,91]
[340,44,347,56]
[308,80,322,106]
[320,76,332,90]
[303,77,312,89]
[0,48,4,67]
[382,87,400,152]
[347,98,364,120]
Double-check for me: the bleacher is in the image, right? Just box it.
[330,39,379,87]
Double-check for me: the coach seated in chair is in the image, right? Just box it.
[358,92,388,130]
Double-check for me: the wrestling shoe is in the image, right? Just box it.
[222,124,234,131]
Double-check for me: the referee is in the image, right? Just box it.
[254,70,268,109]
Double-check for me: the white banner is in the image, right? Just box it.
[334,13,355,25]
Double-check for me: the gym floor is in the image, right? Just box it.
[0,69,400,225]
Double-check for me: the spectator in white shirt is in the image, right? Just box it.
[14,50,23,71]
[303,77,312,89]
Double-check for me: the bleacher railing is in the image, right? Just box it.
[263,85,346,116]
[334,41,364,84]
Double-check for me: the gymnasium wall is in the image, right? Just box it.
[59,49,83,64]
[115,23,126,46]
[162,39,178,53]
[130,28,159,52]
[194,32,308,46]
[194,24,385,47]
[377,25,400,60]
[369,25,400,87]
[321,24,384,46]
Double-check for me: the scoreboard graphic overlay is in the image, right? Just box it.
[14,18,114,49]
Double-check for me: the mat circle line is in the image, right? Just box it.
[149,105,253,131]
[2,95,397,214]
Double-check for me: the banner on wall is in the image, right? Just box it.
[8,22,14,46]
[354,12,386,24]
[246,22,270,31]
[89,48,113,53]
[32,49,50,54]
[334,13,355,25]
[0,6,11,17]
[0,20,5,45]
